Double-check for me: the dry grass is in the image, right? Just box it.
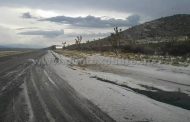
[55,49,190,67]
[100,52,190,67]
[54,49,95,59]
[0,51,25,58]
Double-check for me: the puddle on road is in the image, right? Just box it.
[130,85,190,110]
[91,76,190,110]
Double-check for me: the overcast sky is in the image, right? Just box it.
[0,0,190,48]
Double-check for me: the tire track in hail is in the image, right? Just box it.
[30,70,55,122]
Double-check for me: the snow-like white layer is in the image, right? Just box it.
[46,51,190,122]
[88,55,190,94]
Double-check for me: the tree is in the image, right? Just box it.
[109,27,122,55]
[62,42,66,49]
[86,40,90,43]
[75,36,82,49]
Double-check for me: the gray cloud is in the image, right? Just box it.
[1,0,190,19]
[19,29,64,38]
[22,12,33,18]
[21,12,39,19]
[16,27,39,30]
[39,15,140,28]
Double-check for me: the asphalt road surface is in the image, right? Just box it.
[0,50,115,122]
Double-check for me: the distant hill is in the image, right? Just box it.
[0,46,7,49]
[0,44,43,51]
[0,45,36,51]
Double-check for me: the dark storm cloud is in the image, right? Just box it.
[21,12,39,19]
[21,12,36,19]
[19,30,64,38]
[16,27,39,30]
[39,15,140,28]
[0,0,190,19]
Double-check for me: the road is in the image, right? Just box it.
[0,50,115,122]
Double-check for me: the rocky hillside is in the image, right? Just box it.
[121,14,190,41]
[66,14,190,55]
